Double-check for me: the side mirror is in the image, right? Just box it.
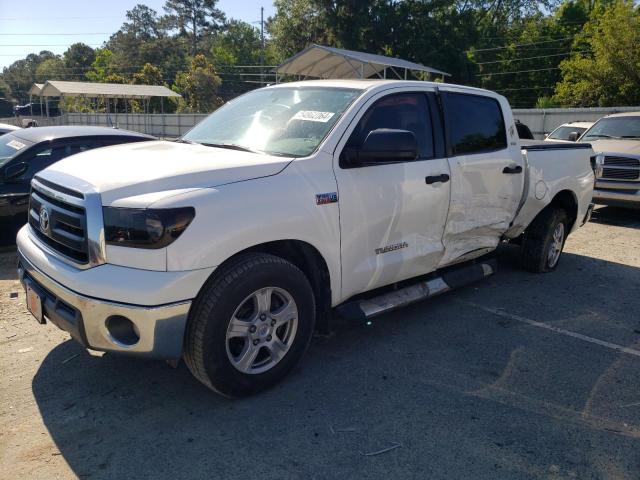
[567,131,579,142]
[3,162,28,180]
[345,129,418,167]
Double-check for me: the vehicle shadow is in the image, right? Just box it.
[31,248,640,479]
[590,206,640,229]
[0,248,18,281]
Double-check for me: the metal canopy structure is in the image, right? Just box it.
[28,83,44,96]
[275,44,450,81]
[38,80,180,99]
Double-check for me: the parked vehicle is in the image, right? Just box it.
[13,103,60,117]
[515,120,534,139]
[16,80,595,397]
[1,126,154,242]
[0,123,20,136]
[545,121,593,142]
[579,113,640,208]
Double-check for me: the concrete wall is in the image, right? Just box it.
[511,106,640,138]
[4,105,640,140]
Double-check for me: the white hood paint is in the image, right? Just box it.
[43,140,293,205]
[587,139,640,156]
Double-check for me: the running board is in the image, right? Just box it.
[336,258,497,321]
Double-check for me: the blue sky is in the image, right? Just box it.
[0,0,276,69]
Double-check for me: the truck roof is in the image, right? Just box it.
[266,79,500,97]
[604,111,640,118]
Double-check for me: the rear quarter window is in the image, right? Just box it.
[445,93,507,155]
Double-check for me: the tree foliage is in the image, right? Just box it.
[163,0,225,55]
[2,0,639,110]
[173,54,222,112]
[553,0,640,106]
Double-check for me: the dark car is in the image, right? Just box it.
[0,123,20,136]
[0,126,154,243]
[13,103,60,117]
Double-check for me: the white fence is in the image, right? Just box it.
[3,105,640,139]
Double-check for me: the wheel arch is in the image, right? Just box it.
[195,239,333,334]
[550,189,579,230]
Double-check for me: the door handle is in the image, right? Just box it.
[503,165,523,174]
[425,174,450,184]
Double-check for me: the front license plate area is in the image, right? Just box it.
[26,283,45,324]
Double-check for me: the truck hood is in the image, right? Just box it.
[587,139,640,156]
[42,140,293,205]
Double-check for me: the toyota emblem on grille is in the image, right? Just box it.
[39,206,50,233]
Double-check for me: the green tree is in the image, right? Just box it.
[132,63,175,112]
[1,51,57,103]
[0,77,13,115]
[122,4,162,39]
[35,57,66,82]
[163,0,225,55]
[86,49,118,82]
[63,43,96,80]
[173,54,222,112]
[266,0,330,62]
[553,0,640,106]
[210,20,264,65]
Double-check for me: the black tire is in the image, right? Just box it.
[184,253,316,397]
[520,207,569,273]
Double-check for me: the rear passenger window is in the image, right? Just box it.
[445,93,507,155]
[347,93,435,159]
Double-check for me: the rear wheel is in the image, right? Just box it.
[520,207,569,273]
[184,253,315,397]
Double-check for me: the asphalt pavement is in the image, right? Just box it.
[1,206,639,480]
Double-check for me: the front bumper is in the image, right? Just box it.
[18,250,191,359]
[593,180,640,208]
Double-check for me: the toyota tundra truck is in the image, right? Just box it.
[16,80,595,397]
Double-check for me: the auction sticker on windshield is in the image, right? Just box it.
[7,140,26,151]
[292,111,335,123]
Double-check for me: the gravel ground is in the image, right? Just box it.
[1,206,640,480]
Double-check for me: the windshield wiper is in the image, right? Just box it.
[620,135,640,139]
[197,142,260,154]
[585,134,621,139]
[174,138,196,144]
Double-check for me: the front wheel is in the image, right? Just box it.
[520,207,569,273]
[184,253,315,397]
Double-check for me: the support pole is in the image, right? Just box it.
[260,6,265,86]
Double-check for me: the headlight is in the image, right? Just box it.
[590,153,605,178]
[103,207,195,249]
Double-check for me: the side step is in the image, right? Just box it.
[336,258,497,320]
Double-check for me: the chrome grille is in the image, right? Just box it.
[28,180,89,264]
[602,156,640,180]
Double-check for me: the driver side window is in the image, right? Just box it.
[345,93,435,160]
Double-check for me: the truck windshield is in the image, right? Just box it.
[182,87,361,157]
[582,116,640,140]
[0,133,33,168]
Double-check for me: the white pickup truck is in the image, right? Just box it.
[16,80,595,397]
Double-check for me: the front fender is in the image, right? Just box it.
[156,157,343,305]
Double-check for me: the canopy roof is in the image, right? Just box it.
[29,83,44,96]
[37,80,181,99]
[275,45,450,80]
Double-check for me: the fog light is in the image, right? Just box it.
[105,315,140,346]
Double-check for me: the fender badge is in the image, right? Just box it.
[316,192,338,205]
[375,242,408,255]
